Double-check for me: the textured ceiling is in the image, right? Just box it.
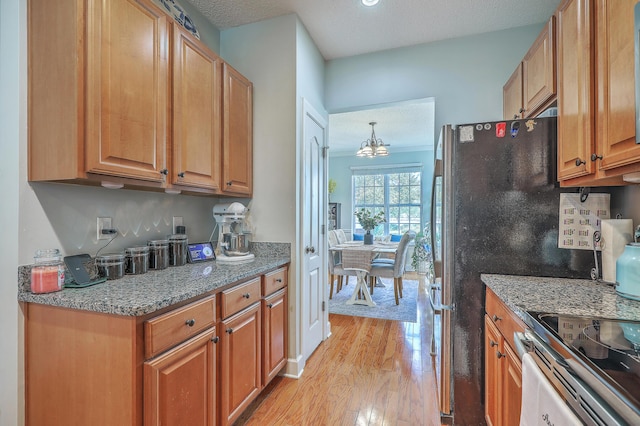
[185,0,560,60]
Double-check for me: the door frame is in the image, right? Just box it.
[299,98,330,367]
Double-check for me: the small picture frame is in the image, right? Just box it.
[187,242,216,263]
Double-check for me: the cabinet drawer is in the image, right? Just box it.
[221,277,261,319]
[145,296,216,359]
[263,267,287,296]
[485,288,525,350]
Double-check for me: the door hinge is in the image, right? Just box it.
[322,301,326,312]
[321,224,325,235]
[322,146,329,158]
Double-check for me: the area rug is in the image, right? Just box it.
[328,277,418,323]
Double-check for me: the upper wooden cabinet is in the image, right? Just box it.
[29,0,170,184]
[172,25,222,192]
[557,0,640,186]
[503,17,556,120]
[222,63,254,196]
[503,64,524,120]
[28,0,253,196]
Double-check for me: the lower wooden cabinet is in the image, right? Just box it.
[262,287,288,385]
[23,265,290,426]
[144,328,218,426]
[485,288,525,426]
[220,302,262,425]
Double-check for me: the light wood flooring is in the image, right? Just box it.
[236,274,441,425]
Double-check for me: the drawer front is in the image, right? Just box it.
[145,295,216,359]
[486,288,525,349]
[262,267,287,296]
[221,277,261,319]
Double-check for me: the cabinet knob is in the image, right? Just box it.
[519,107,525,114]
[226,328,233,334]
[160,168,169,175]
[575,158,586,167]
[243,293,251,299]
[513,114,519,119]
[267,303,274,309]
[276,278,283,283]
[591,153,603,161]
[490,340,498,348]
[492,314,502,322]
[177,172,185,178]
[185,319,195,327]
[211,336,219,343]
[226,181,232,186]
[496,351,505,359]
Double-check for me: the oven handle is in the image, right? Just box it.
[514,330,571,370]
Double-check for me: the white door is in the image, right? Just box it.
[302,100,327,361]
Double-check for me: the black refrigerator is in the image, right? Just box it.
[430,117,594,424]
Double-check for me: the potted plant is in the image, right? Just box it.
[412,226,434,278]
[328,178,337,202]
[354,208,385,245]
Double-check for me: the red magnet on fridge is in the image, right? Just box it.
[496,122,506,138]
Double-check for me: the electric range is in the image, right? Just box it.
[521,311,640,425]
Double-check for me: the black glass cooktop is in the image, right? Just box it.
[527,312,640,418]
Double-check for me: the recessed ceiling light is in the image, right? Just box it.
[362,0,380,6]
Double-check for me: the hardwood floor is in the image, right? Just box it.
[236,274,441,425]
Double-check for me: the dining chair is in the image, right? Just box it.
[367,231,416,304]
[327,230,356,298]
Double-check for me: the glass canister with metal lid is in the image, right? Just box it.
[147,239,169,270]
[168,234,188,266]
[31,249,65,293]
[125,246,149,275]
[96,253,125,280]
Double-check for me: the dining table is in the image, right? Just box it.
[331,240,398,307]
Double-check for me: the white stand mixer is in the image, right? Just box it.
[212,202,255,263]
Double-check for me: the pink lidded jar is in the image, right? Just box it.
[30,249,65,293]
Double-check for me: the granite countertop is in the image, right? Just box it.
[481,274,640,322]
[18,243,290,317]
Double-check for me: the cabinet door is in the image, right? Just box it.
[172,25,222,191]
[144,328,217,426]
[557,0,595,181]
[502,343,523,426]
[503,64,523,120]
[596,0,640,171]
[523,17,556,117]
[220,303,261,425]
[85,0,169,182]
[262,288,287,385]
[484,315,501,426]
[222,63,253,196]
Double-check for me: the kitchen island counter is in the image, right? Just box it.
[481,274,640,321]
[18,246,289,316]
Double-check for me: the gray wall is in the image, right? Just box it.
[325,24,545,133]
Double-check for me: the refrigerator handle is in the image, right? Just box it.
[431,159,442,279]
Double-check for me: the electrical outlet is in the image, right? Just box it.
[172,216,183,234]
[97,217,112,240]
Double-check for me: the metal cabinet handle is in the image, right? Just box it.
[267,303,273,309]
[185,319,195,327]
[490,340,498,348]
[211,336,219,343]
[575,158,586,166]
[226,181,232,186]
[492,314,502,322]
[160,168,169,175]
[177,172,185,178]
[226,328,233,334]
[276,278,283,283]
[496,351,505,359]
[591,153,603,161]
[243,293,251,299]
[305,246,316,254]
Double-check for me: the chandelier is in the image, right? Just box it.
[356,122,389,157]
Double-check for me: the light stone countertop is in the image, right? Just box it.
[481,274,640,322]
[17,243,290,317]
